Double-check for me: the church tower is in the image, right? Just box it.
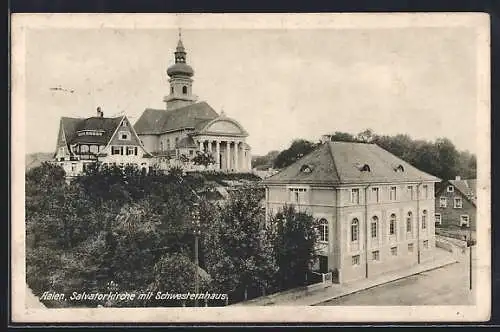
[163,31,198,110]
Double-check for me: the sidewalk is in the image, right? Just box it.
[234,249,458,306]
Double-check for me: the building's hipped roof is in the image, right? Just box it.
[134,101,219,135]
[264,142,441,185]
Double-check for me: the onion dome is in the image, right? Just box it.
[167,38,194,77]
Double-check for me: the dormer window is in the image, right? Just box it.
[394,164,405,172]
[300,164,313,173]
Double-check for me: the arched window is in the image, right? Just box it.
[422,210,427,229]
[351,218,359,242]
[406,211,413,233]
[371,216,378,238]
[318,218,328,242]
[182,86,187,94]
[389,213,397,235]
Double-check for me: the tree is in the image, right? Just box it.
[356,128,375,143]
[192,151,216,167]
[274,139,318,169]
[202,186,277,303]
[327,131,356,143]
[268,205,319,291]
[149,253,212,307]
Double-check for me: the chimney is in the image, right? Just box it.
[455,175,461,181]
[97,106,103,117]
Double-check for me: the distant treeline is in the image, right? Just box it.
[253,129,476,181]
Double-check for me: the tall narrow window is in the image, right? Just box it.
[171,86,174,94]
[406,211,413,233]
[423,184,429,199]
[351,189,360,204]
[182,86,187,94]
[372,187,380,203]
[371,216,378,238]
[351,218,359,242]
[318,219,328,242]
[422,210,427,229]
[390,186,397,201]
[389,213,397,235]
[407,185,414,200]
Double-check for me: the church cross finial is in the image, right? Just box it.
[178,27,182,40]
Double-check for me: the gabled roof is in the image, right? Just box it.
[447,178,477,206]
[134,101,219,135]
[264,142,441,185]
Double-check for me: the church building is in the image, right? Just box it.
[134,35,252,172]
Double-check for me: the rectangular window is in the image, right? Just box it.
[391,246,398,256]
[71,163,76,172]
[289,188,307,204]
[447,185,454,193]
[390,186,397,201]
[423,184,429,199]
[371,187,380,203]
[407,185,414,200]
[352,255,360,266]
[454,197,463,208]
[126,147,135,155]
[134,147,138,156]
[372,250,380,261]
[460,215,470,227]
[435,213,442,225]
[111,146,121,155]
[119,131,130,140]
[423,240,429,249]
[439,197,447,208]
[350,189,360,204]
[408,243,414,253]
[189,149,194,156]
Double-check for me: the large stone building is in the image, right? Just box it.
[263,141,440,283]
[134,36,252,172]
[53,107,152,177]
[435,176,476,231]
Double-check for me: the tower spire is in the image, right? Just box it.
[164,31,196,110]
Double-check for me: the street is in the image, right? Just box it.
[318,248,476,306]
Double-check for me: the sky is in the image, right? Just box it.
[24,26,478,156]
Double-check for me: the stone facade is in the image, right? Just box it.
[263,142,440,284]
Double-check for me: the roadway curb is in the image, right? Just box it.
[310,257,458,306]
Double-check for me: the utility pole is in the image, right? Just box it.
[192,202,201,307]
[464,233,472,290]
